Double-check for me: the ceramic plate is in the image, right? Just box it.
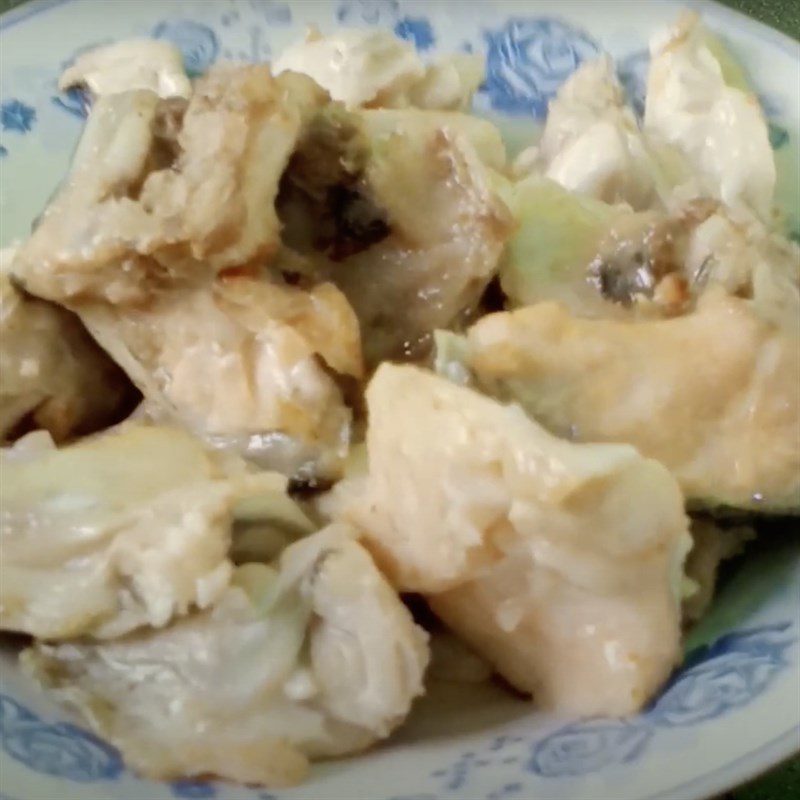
[1,1,799,799]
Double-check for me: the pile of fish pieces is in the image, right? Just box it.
[0,12,798,790]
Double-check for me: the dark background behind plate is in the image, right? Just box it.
[0,0,797,798]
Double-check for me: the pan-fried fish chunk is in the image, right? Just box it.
[23,525,429,787]
[645,11,775,219]
[12,65,327,304]
[59,38,192,100]
[0,247,133,442]
[79,276,362,475]
[461,289,800,511]
[279,108,512,365]
[10,67,361,475]
[275,28,484,111]
[331,365,690,715]
[525,55,680,210]
[0,424,300,639]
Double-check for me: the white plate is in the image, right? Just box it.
[1,2,798,799]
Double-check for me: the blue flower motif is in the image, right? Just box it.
[431,750,478,791]
[394,17,435,52]
[0,695,38,727]
[528,719,652,777]
[618,49,649,117]
[1,99,36,133]
[0,693,123,782]
[488,734,524,752]
[248,0,292,25]
[649,623,795,727]
[52,86,92,120]
[337,0,399,25]
[482,17,600,118]
[170,779,217,798]
[487,783,524,800]
[152,20,219,76]
[2,722,123,782]
[768,122,789,150]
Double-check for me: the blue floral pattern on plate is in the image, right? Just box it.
[0,3,798,798]
[247,0,292,25]
[529,720,652,777]
[394,16,435,51]
[649,623,796,727]
[0,694,123,782]
[171,779,218,798]
[482,17,600,117]
[337,0,399,25]
[527,623,796,778]
[152,19,220,75]
[1,99,36,133]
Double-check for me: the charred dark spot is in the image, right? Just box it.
[287,475,335,497]
[276,106,391,261]
[589,216,684,306]
[282,271,302,286]
[588,257,652,306]
[317,184,390,261]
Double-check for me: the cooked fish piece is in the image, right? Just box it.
[275,27,484,111]
[59,38,192,99]
[460,288,800,511]
[0,247,134,442]
[0,424,300,640]
[23,524,429,787]
[528,55,681,210]
[275,28,425,108]
[12,65,327,304]
[279,108,512,365]
[11,65,362,475]
[684,205,800,329]
[403,53,485,112]
[333,364,689,715]
[336,128,511,364]
[500,174,798,320]
[645,11,775,219]
[78,275,361,477]
[11,90,166,304]
[139,66,326,275]
[358,108,508,171]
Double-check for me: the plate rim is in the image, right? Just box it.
[2,0,800,52]
[0,1,798,799]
